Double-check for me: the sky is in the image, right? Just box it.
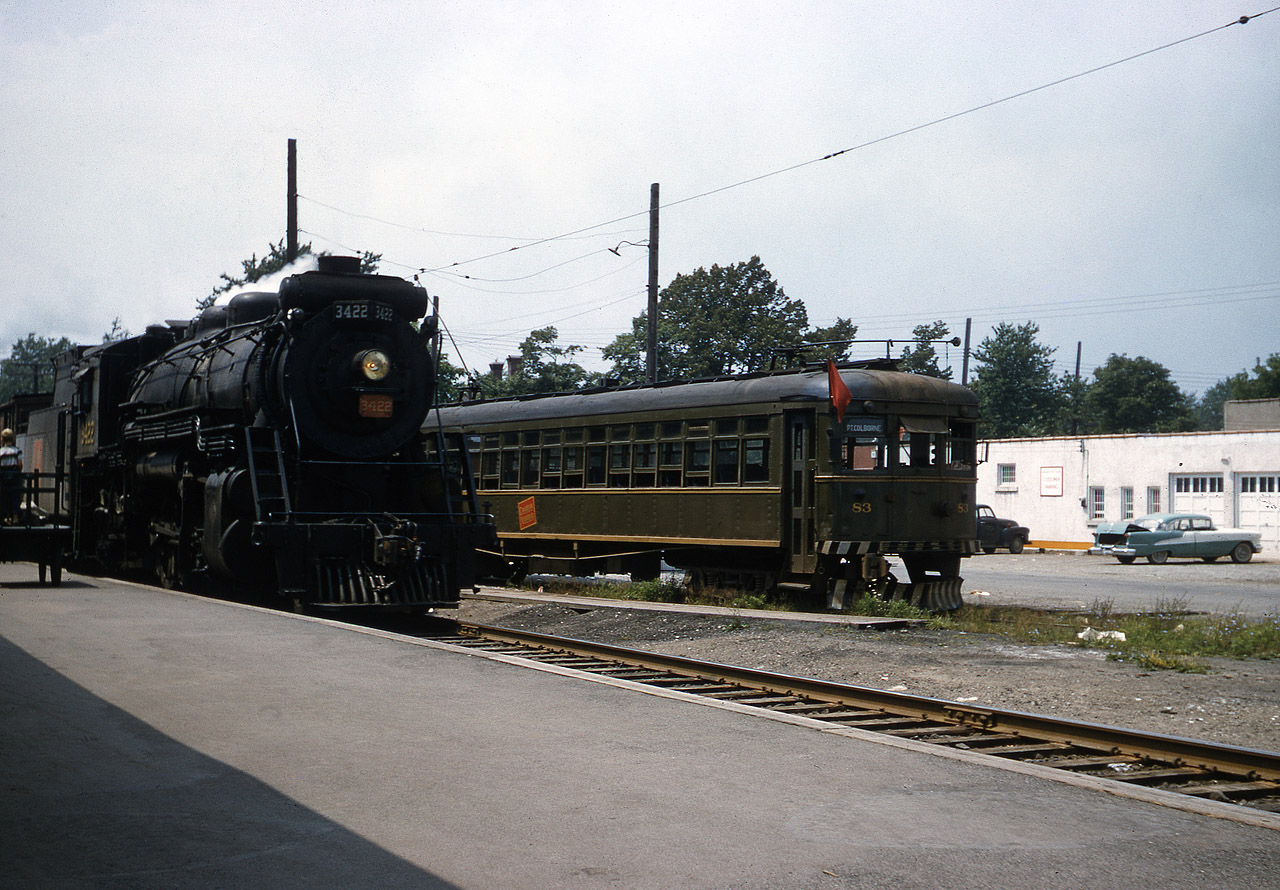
[1,1,1277,398]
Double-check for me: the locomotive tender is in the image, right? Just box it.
[24,256,493,609]
[431,363,980,611]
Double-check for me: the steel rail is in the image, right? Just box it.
[449,621,1280,803]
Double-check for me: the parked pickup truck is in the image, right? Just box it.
[976,504,1029,554]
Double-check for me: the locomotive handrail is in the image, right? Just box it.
[258,511,491,523]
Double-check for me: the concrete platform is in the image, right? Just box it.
[3,564,1279,890]
[466,586,921,627]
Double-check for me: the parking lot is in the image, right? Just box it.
[962,549,1280,615]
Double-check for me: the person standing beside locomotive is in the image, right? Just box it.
[0,429,22,523]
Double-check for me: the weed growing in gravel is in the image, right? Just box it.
[848,593,932,621]
[948,600,1280,668]
[521,576,1280,670]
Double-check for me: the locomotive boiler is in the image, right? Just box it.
[26,256,493,609]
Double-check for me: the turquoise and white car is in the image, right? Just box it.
[1089,513,1261,565]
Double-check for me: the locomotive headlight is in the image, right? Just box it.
[357,349,391,381]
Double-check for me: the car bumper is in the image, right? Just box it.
[1089,545,1137,557]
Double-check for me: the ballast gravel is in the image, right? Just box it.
[458,598,1280,752]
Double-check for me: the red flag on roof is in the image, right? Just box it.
[827,359,852,422]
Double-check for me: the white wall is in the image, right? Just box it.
[975,430,1280,550]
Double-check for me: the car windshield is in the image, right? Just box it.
[1133,516,1163,531]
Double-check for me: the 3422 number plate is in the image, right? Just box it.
[358,393,394,418]
[334,301,394,323]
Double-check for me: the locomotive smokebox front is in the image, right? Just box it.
[272,261,435,459]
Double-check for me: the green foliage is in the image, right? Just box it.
[433,349,467,404]
[807,317,860,364]
[102,317,131,343]
[969,321,1064,438]
[1190,353,1280,430]
[1193,378,1233,431]
[849,593,933,620]
[0,333,76,401]
[897,320,954,379]
[200,240,382,310]
[603,256,809,382]
[1086,354,1194,433]
[473,326,598,398]
[1226,353,1280,400]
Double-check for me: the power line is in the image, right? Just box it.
[413,8,1274,276]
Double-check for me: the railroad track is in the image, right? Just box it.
[430,620,1280,815]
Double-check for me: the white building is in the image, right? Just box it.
[975,430,1280,551]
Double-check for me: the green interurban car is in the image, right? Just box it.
[1089,513,1262,565]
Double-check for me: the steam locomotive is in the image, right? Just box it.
[24,256,493,609]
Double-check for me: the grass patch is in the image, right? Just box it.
[943,597,1280,669]
[848,593,933,621]
[521,576,1280,670]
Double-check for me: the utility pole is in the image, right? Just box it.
[646,183,659,384]
[286,138,298,265]
[1072,341,1082,436]
[961,317,972,385]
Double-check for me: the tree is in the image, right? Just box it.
[807,317,860,364]
[102,317,131,343]
[0,333,76,402]
[200,240,382,309]
[1191,353,1280,430]
[476,327,595,398]
[1228,353,1280,400]
[898,320,954,379]
[602,256,809,382]
[1086,354,1194,433]
[1193,377,1235,430]
[1053,371,1094,436]
[433,349,468,405]
[969,321,1063,438]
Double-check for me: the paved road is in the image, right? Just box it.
[961,550,1280,616]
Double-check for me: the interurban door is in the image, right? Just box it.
[787,410,816,574]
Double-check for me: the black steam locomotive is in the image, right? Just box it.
[25,256,493,609]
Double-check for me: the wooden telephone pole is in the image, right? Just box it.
[286,138,298,264]
[646,183,659,384]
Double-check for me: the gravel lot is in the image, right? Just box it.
[459,562,1280,752]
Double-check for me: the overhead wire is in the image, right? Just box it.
[411,9,1275,277]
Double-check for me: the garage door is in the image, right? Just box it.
[1172,474,1225,524]
[1238,475,1280,550]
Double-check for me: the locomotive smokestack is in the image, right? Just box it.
[317,255,362,274]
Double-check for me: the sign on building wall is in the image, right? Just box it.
[1040,466,1063,497]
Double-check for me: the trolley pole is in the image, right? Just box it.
[286,138,298,265]
[646,183,659,384]
[961,317,972,385]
